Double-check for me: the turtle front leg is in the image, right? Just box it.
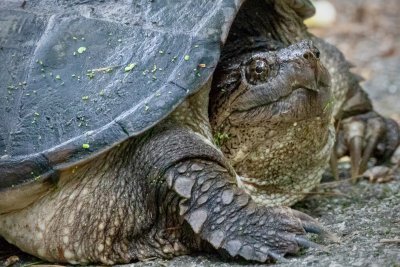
[164,159,329,262]
[331,64,400,180]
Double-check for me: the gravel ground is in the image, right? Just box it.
[1,0,399,266]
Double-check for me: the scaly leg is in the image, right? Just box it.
[165,158,333,262]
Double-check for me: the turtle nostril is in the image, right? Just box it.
[303,52,313,60]
[303,48,320,61]
[314,49,320,59]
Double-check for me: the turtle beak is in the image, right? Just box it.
[279,40,331,93]
[314,53,331,90]
[300,45,331,92]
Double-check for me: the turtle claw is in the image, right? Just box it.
[268,251,288,262]
[295,236,324,250]
[301,221,325,235]
[216,206,329,263]
[292,210,324,233]
[292,209,339,242]
[292,210,325,234]
[359,118,386,174]
[330,149,339,180]
[344,120,365,181]
[362,166,394,183]
[172,160,334,263]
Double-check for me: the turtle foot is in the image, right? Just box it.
[167,160,332,263]
[334,111,400,181]
[212,206,329,263]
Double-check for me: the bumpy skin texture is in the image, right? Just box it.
[166,159,321,261]
[0,124,217,264]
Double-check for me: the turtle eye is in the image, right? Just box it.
[245,58,270,84]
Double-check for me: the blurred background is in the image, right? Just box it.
[306,0,400,123]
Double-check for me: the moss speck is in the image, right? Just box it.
[86,70,95,79]
[77,47,87,54]
[124,63,137,72]
[214,132,230,147]
[82,143,90,149]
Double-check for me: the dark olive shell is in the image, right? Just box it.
[0,0,244,190]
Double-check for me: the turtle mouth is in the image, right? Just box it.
[278,84,332,118]
[228,83,332,127]
[291,58,332,94]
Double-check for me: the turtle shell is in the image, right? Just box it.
[0,0,246,193]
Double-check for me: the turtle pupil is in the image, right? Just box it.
[245,58,270,84]
[255,61,265,74]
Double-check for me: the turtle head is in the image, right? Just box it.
[210,40,332,128]
[209,40,335,206]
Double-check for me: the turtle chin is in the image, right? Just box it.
[215,74,335,207]
[227,112,336,206]
[236,115,335,206]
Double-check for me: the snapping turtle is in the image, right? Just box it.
[0,0,399,265]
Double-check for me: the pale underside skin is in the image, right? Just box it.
[234,120,335,206]
[0,145,192,265]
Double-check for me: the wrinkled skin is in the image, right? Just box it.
[0,0,399,265]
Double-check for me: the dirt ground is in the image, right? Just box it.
[1,0,399,266]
